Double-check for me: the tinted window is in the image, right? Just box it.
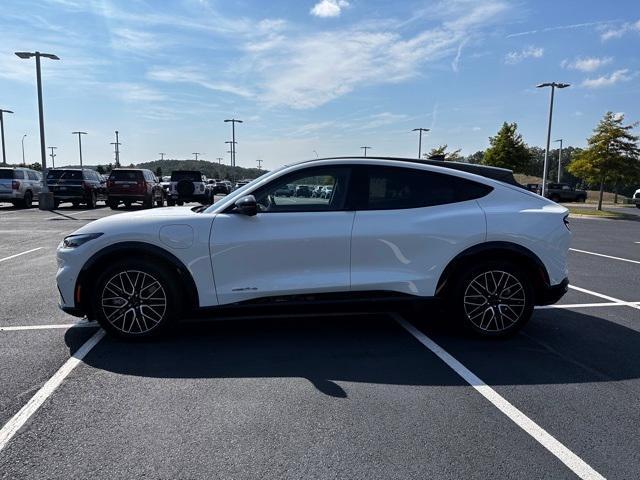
[253,167,350,213]
[359,166,492,210]
[13,170,25,180]
[0,169,14,179]
[48,170,82,180]
[27,171,39,180]
[109,170,142,181]
[171,171,202,182]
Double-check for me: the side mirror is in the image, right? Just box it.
[234,195,258,216]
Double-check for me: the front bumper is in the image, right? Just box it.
[537,277,569,305]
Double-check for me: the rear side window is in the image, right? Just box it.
[27,171,39,180]
[13,170,25,180]
[109,170,142,181]
[171,171,202,182]
[0,169,14,179]
[357,166,492,210]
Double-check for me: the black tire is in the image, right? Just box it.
[177,201,184,206]
[107,200,119,210]
[23,191,33,208]
[143,195,153,209]
[636,204,640,209]
[155,193,164,207]
[54,199,60,209]
[92,260,181,338]
[72,200,80,208]
[549,194,561,203]
[124,201,131,209]
[167,198,175,207]
[578,196,586,203]
[86,191,97,209]
[450,261,534,338]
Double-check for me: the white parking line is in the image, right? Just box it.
[0,321,97,332]
[537,301,640,310]
[569,285,640,310]
[393,314,605,480]
[0,247,43,263]
[0,329,105,452]
[570,248,640,265]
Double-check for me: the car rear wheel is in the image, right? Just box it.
[86,191,97,209]
[23,191,33,208]
[155,193,164,207]
[92,261,180,338]
[452,262,534,338]
[143,195,153,209]
[167,198,175,207]
[107,200,118,210]
[549,194,560,203]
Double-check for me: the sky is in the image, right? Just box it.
[0,0,639,171]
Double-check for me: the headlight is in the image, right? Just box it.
[62,233,103,248]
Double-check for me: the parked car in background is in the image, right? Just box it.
[160,175,171,195]
[525,183,541,194]
[47,168,106,209]
[274,185,293,197]
[545,183,587,203]
[106,168,164,210]
[320,186,333,199]
[633,188,640,208]
[57,157,570,339]
[234,180,250,190]
[294,185,311,197]
[213,180,230,195]
[0,167,42,208]
[168,170,211,206]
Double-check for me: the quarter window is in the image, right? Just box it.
[360,166,492,210]
[27,171,39,180]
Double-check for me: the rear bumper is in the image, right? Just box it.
[537,277,569,306]
[108,194,146,202]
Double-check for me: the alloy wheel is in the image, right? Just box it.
[463,270,526,332]
[101,270,167,335]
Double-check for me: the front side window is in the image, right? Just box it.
[253,166,350,213]
[358,166,492,210]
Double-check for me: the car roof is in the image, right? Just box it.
[292,156,523,188]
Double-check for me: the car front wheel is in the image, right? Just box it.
[452,262,534,337]
[92,261,181,338]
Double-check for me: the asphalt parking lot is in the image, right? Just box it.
[0,203,638,479]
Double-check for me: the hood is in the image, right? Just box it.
[72,206,202,235]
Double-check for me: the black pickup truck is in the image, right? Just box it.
[545,183,587,203]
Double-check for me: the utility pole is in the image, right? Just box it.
[412,128,430,159]
[216,157,223,164]
[554,139,563,183]
[360,146,371,157]
[110,130,121,168]
[72,131,87,169]
[159,152,166,161]
[192,152,202,161]
[224,118,243,167]
[22,134,28,166]
[225,141,236,165]
[48,146,57,169]
[256,159,263,170]
[536,82,570,197]
[15,51,60,209]
[0,109,13,166]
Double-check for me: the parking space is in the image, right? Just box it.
[0,208,638,478]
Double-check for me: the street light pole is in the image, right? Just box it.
[22,134,28,166]
[412,128,430,159]
[110,131,121,168]
[216,157,223,165]
[192,152,201,161]
[224,118,243,167]
[159,152,166,161]
[360,146,371,157]
[0,109,13,166]
[72,131,87,169]
[256,159,263,170]
[48,146,57,169]
[536,82,570,197]
[554,139,563,183]
[15,51,59,208]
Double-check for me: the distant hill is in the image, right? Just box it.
[133,159,264,180]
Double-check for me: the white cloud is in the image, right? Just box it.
[600,19,640,41]
[505,46,543,64]
[147,68,254,98]
[110,83,166,102]
[451,39,468,72]
[310,0,349,18]
[581,69,632,89]
[111,28,163,51]
[561,56,612,72]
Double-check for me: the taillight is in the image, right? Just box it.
[12,180,20,190]
[138,181,145,192]
[82,181,91,190]
[107,179,114,188]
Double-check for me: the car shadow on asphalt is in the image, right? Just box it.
[66,308,640,398]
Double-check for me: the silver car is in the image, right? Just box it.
[0,167,43,208]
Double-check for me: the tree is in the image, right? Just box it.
[155,166,163,178]
[482,122,532,173]
[28,162,42,171]
[568,112,640,210]
[96,165,105,174]
[424,144,462,161]
[466,150,484,164]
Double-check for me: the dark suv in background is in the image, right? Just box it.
[168,170,212,206]
[106,168,164,210]
[47,169,106,209]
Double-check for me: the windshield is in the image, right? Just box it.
[109,170,142,181]
[47,170,83,180]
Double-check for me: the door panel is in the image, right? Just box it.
[350,202,486,296]
[210,211,355,304]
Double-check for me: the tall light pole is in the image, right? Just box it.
[536,82,570,196]
[225,141,236,165]
[72,131,87,169]
[224,118,243,167]
[110,130,121,168]
[159,152,166,161]
[412,128,430,159]
[361,146,371,157]
[192,152,201,161]
[15,51,59,209]
[554,139,563,183]
[22,134,28,166]
[0,109,13,166]
[48,146,57,169]
[256,159,263,170]
[216,157,223,165]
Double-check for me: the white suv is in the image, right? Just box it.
[56,157,570,338]
[633,188,640,208]
[0,167,42,208]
